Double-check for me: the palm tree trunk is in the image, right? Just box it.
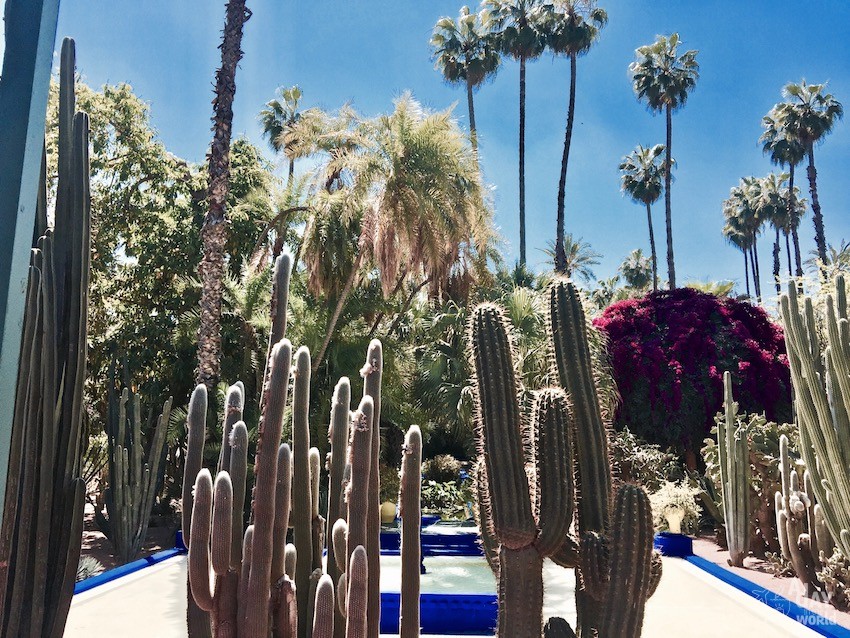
[788,165,803,278]
[554,53,577,274]
[806,145,828,266]
[773,226,781,295]
[743,250,750,298]
[784,232,792,278]
[312,254,362,374]
[287,158,294,186]
[196,0,252,395]
[645,202,658,291]
[518,55,527,267]
[466,76,478,152]
[664,104,676,289]
[752,239,762,302]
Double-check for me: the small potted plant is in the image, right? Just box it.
[649,480,701,556]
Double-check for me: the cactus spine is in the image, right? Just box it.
[717,371,750,567]
[0,37,91,638]
[399,426,422,638]
[103,387,172,564]
[780,276,850,559]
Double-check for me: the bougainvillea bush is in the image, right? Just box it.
[593,288,791,457]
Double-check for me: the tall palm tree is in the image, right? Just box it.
[629,33,699,289]
[723,177,763,301]
[197,0,252,395]
[778,80,843,265]
[543,232,601,282]
[430,6,501,152]
[760,105,806,278]
[546,0,607,273]
[722,220,752,298]
[483,0,548,266]
[310,95,487,372]
[618,143,666,291]
[619,248,653,290]
[758,172,791,294]
[259,85,313,184]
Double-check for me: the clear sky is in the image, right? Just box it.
[45,0,850,292]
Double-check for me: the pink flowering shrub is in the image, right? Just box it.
[593,288,791,453]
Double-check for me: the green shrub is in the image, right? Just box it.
[420,479,472,520]
[422,454,462,484]
[609,427,682,491]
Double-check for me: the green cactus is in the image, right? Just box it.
[470,279,660,638]
[326,378,351,638]
[780,276,850,560]
[399,426,422,638]
[717,371,750,567]
[470,303,574,636]
[0,37,91,638]
[102,386,172,564]
[361,340,383,638]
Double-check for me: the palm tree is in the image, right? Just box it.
[629,33,699,289]
[760,105,806,278]
[483,0,548,266]
[723,177,763,301]
[778,80,843,265]
[546,1,607,273]
[722,219,752,298]
[618,143,666,291]
[543,232,601,282]
[430,6,501,152]
[309,95,487,372]
[758,172,791,294]
[259,85,313,184]
[197,0,252,394]
[619,248,653,290]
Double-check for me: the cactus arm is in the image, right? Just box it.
[326,378,351,610]
[229,422,249,566]
[498,546,544,637]
[312,574,335,638]
[211,472,233,575]
[273,576,297,638]
[346,398,374,559]
[719,372,749,567]
[310,447,325,572]
[272,443,292,583]
[473,461,500,576]
[332,520,348,574]
[189,469,215,612]
[399,426,422,638]
[345,546,368,638]
[291,346,314,638]
[183,385,208,543]
[361,339,382,638]
[244,340,292,638]
[219,385,244,474]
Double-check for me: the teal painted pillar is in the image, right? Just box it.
[0,0,62,518]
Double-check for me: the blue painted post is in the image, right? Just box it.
[0,0,62,519]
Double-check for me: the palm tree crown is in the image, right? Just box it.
[619,144,666,206]
[629,33,699,113]
[482,0,549,61]
[780,80,843,148]
[545,1,607,59]
[431,6,500,89]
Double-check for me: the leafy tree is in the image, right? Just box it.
[546,0,607,273]
[776,81,843,265]
[619,249,653,290]
[760,105,806,278]
[630,33,699,289]
[482,0,548,266]
[259,85,319,184]
[430,6,501,152]
[619,143,666,290]
[197,0,252,391]
[723,177,764,301]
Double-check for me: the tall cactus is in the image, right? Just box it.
[717,371,750,567]
[326,378,350,638]
[399,426,422,638]
[470,279,660,638]
[102,387,172,564]
[780,276,850,559]
[361,340,383,638]
[0,37,91,638]
[775,434,823,594]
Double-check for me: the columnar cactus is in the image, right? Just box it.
[0,37,91,638]
[717,371,750,567]
[470,279,660,638]
[779,276,850,559]
[103,387,172,564]
[775,434,823,595]
[326,378,351,638]
[399,426,422,638]
[470,304,575,636]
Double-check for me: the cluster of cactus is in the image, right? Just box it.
[716,371,750,567]
[469,279,661,638]
[0,37,91,637]
[182,253,422,637]
[779,276,850,561]
[774,433,830,595]
[97,383,172,564]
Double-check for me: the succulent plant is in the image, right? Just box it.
[717,372,750,566]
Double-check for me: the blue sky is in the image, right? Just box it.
[49,0,850,293]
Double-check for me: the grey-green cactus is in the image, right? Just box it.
[780,276,850,559]
[717,371,750,567]
[470,279,660,638]
[399,426,422,638]
[103,387,172,564]
[361,340,383,638]
[0,37,91,638]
